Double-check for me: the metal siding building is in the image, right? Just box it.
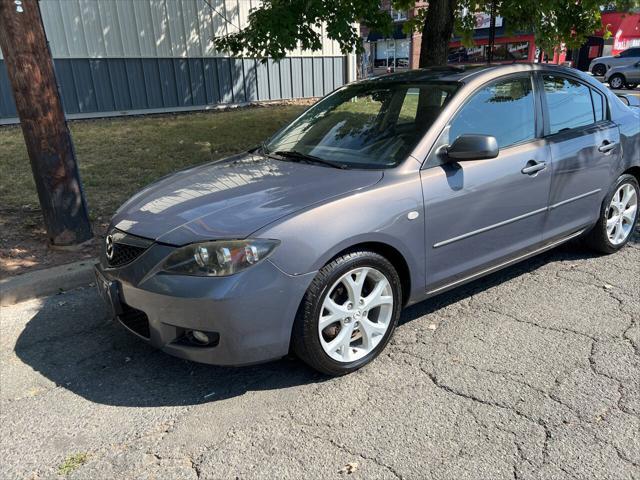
[0,0,351,123]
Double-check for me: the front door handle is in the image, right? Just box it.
[521,160,547,175]
[598,141,617,154]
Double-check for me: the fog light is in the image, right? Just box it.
[191,330,210,345]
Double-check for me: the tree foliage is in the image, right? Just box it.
[213,0,394,60]
[470,0,638,54]
[213,0,639,66]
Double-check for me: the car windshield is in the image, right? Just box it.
[264,81,460,169]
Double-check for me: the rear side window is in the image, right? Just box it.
[591,89,605,121]
[448,76,536,149]
[543,75,595,134]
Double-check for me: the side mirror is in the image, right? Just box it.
[617,94,640,107]
[443,134,499,161]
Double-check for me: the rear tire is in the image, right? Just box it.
[592,64,606,76]
[584,174,639,254]
[292,250,402,376]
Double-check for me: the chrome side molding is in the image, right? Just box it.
[433,189,601,248]
[426,228,587,296]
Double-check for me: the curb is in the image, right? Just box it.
[0,258,97,307]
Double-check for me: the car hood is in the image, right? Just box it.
[593,55,615,63]
[111,152,383,245]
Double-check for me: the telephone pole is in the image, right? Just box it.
[487,0,496,64]
[0,0,92,246]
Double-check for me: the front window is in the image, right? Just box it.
[448,76,536,149]
[265,81,460,169]
[619,48,640,58]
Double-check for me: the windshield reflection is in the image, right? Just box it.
[266,81,459,169]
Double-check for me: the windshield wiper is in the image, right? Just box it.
[273,150,348,169]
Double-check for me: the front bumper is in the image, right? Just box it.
[95,247,316,366]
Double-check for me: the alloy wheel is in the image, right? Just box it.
[318,267,394,363]
[609,75,624,89]
[606,183,638,245]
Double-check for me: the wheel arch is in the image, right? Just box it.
[325,241,412,307]
[623,166,640,186]
[287,239,413,359]
[592,62,607,73]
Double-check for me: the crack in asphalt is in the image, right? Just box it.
[2,245,638,479]
[388,253,640,476]
[282,412,406,479]
[484,305,598,342]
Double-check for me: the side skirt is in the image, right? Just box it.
[424,228,587,298]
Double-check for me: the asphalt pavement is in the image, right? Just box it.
[1,236,639,479]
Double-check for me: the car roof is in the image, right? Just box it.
[358,63,584,85]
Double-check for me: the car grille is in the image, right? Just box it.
[109,243,147,267]
[105,229,154,268]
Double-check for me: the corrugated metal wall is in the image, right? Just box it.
[0,0,347,122]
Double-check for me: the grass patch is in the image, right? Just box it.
[57,452,88,476]
[0,104,306,222]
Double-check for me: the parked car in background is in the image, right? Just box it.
[589,47,640,76]
[605,61,640,89]
[96,64,640,376]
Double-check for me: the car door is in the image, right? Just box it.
[538,73,621,241]
[627,61,640,83]
[611,48,640,68]
[420,74,552,293]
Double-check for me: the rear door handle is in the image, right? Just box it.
[598,141,617,154]
[521,160,547,175]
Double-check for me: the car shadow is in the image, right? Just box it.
[11,240,625,408]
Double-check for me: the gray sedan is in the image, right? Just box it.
[96,64,640,375]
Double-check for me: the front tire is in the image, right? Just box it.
[592,64,606,76]
[292,251,402,376]
[608,74,625,89]
[584,174,639,254]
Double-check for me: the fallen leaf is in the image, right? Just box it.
[339,462,359,474]
[428,323,437,330]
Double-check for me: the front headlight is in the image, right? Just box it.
[162,239,280,276]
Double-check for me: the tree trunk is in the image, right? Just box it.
[419,0,457,67]
[0,0,93,246]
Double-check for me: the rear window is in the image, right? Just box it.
[543,75,595,134]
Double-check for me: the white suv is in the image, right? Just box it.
[589,47,640,76]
